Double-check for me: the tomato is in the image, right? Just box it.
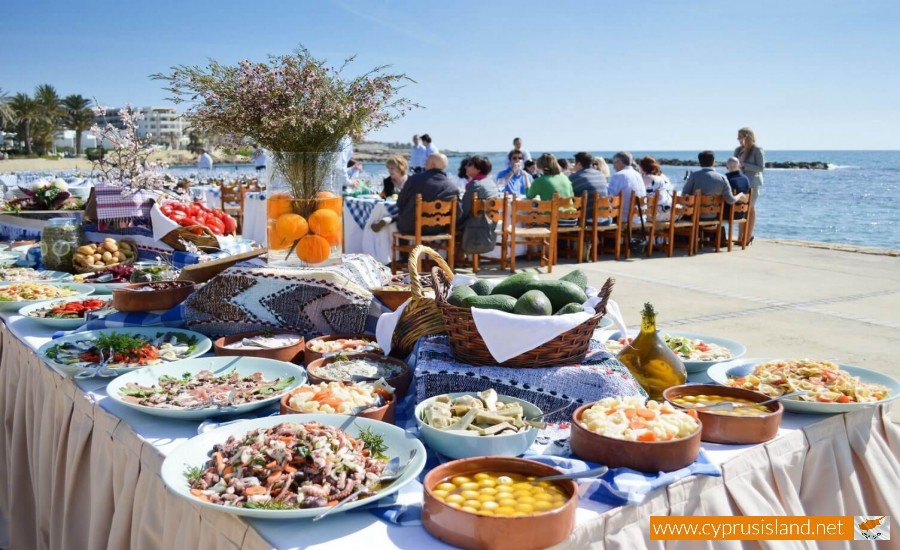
[206,217,225,235]
[222,215,237,235]
[836,395,852,403]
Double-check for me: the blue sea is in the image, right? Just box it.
[170,150,900,250]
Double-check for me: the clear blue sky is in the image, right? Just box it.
[3,0,898,151]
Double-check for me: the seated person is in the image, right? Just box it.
[459,156,501,254]
[724,156,751,220]
[495,150,532,196]
[682,151,748,220]
[526,153,573,201]
[381,155,408,198]
[395,153,460,235]
[524,159,539,180]
[568,151,609,215]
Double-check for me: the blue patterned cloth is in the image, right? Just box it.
[345,197,398,230]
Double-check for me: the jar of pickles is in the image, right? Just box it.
[40,218,82,271]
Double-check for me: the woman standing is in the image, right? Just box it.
[735,127,764,238]
[381,155,408,198]
[639,156,674,221]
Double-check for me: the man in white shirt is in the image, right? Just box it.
[409,134,426,173]
[512,137,532,162]
[421,134,438,158]
[197,149,213,170]
[607,151,646,213]
[252,145,266,172]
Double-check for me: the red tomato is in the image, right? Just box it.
[206,218,225,235]
[221,215,236,234]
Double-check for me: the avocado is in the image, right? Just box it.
[464,294,517,313]
[553,302,584,315]
[523,280,588,312]
[491,272,541,298]
[471,278,500,296]
[448,285,477,307]
[559,269,588,291]
[513,290,553,316]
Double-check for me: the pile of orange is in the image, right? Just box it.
[268,194,342,265]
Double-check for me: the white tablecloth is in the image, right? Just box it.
[242,191,267,245]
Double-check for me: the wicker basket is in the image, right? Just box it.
[433,269,615,367]
[388,245,449,359]
[161,225,221,252]
[72,238,138,274]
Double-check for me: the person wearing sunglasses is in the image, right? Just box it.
[495,150,533,196]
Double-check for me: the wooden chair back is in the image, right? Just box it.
[416,195,457,232]
[666,190,700,257]
[590,191,625,261]
[624,193,660,259]
[592,191,623,224]
[471,193,507,224]
[557,193,586,226]
[507,194,559,273]
[727,189,752,251]
[220,183,243,207]
[511,195,557,227]
[697,194,725,222]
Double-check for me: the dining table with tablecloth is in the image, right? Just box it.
[344,195,398,264]
[1,289,897,550]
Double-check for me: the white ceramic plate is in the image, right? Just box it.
[0,282,95,311]
[605,331,747,373]
[106,356,307,420]
[0,268,72,282]
[707,357,900,414]
[19,295,113,330]
[161,414,427,518]
[0,252,20,267]
[85,281,131,294]
[37,327,212,377]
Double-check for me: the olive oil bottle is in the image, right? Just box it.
[616,303,686,400]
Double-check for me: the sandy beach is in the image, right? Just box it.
[0,149,204,173]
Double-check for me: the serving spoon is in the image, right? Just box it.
[534,465,609,482]
[312,449,418,522]
[698,390,808,412]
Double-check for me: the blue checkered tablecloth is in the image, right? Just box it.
[345,196,398,230]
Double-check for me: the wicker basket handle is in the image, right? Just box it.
[408,245,452,299]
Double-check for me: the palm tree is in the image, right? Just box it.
[0,88,15,129]
[32,84,62,155]
[62,94,94,156]
[10,93,39,154]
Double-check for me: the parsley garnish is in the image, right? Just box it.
[183,464,203,485]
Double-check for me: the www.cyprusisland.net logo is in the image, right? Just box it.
[854,516,890,540]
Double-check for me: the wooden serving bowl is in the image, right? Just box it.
[371,286,412,311]
[663,384,783,445]
[111,281,195,312]
[423,457,578,550]
[304,334,380,365]
[279,383,396,423]
[305,353,411,398]
[570,402,702,473]
[213,330,305,365]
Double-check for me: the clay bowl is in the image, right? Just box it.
[279,383,396,423]
[112,281,195,312]
[213,330,305,365]
[304,334,381,365]
[569,402,702,473]
[422,456,578,550]
[306,353,411,398]
[663,384,783,445]
[371,286,412,311]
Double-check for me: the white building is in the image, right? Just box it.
[53,130,98,151]
[93,106,188,148]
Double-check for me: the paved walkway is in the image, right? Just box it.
[474,239,900,379]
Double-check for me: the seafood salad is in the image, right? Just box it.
[184,422,388,509]
[45,331,199,370]
[119,369,296,409]
[0,282,79,302]
[0,268,66,282]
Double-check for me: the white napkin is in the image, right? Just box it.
[150,203,181,241]
[603,299,628,336]
[470,308,593,363]
[375,298,410,356]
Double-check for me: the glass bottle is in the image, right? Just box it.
[616,302,686,400]
[40,217,82,271]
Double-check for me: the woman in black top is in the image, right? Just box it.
[381,155,408,198]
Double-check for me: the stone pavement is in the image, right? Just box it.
[471,239,900,379]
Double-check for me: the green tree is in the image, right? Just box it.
[62,94,94,156]
[32,84,62,155]
[10,93,39,154]
[0,88,15,129]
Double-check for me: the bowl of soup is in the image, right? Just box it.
[663,384,783,445]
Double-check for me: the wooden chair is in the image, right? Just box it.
[726,189,752,251]
[590,191,625,261]
[695,194,725,252]
[555,192,588,264]
[666,190,700,257]
[624,193,661,259]
[505,194,559,273]
[469,193,509,273]
[220,182,244,232]
[391,194,458,274]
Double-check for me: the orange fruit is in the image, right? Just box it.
[275,213,308,241]
[296,235,331,264]
[315,192,342,215]
[267,224,293,250]
[315,191,337,199]
[308,208,341,240]
[267,194,294,218]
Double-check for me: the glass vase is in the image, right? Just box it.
[616,303,686,400]
[266,151,343,267]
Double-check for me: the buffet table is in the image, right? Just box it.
[1,315,898,549]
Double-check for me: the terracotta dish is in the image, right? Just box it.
[569,402,702,473]
[663,384,783,445]
[305,353,412,398]
[213,330,305,365]
[112,281,195,312]
[279,385,396,424]
[422,456,577,550]
[304,333,379,365]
